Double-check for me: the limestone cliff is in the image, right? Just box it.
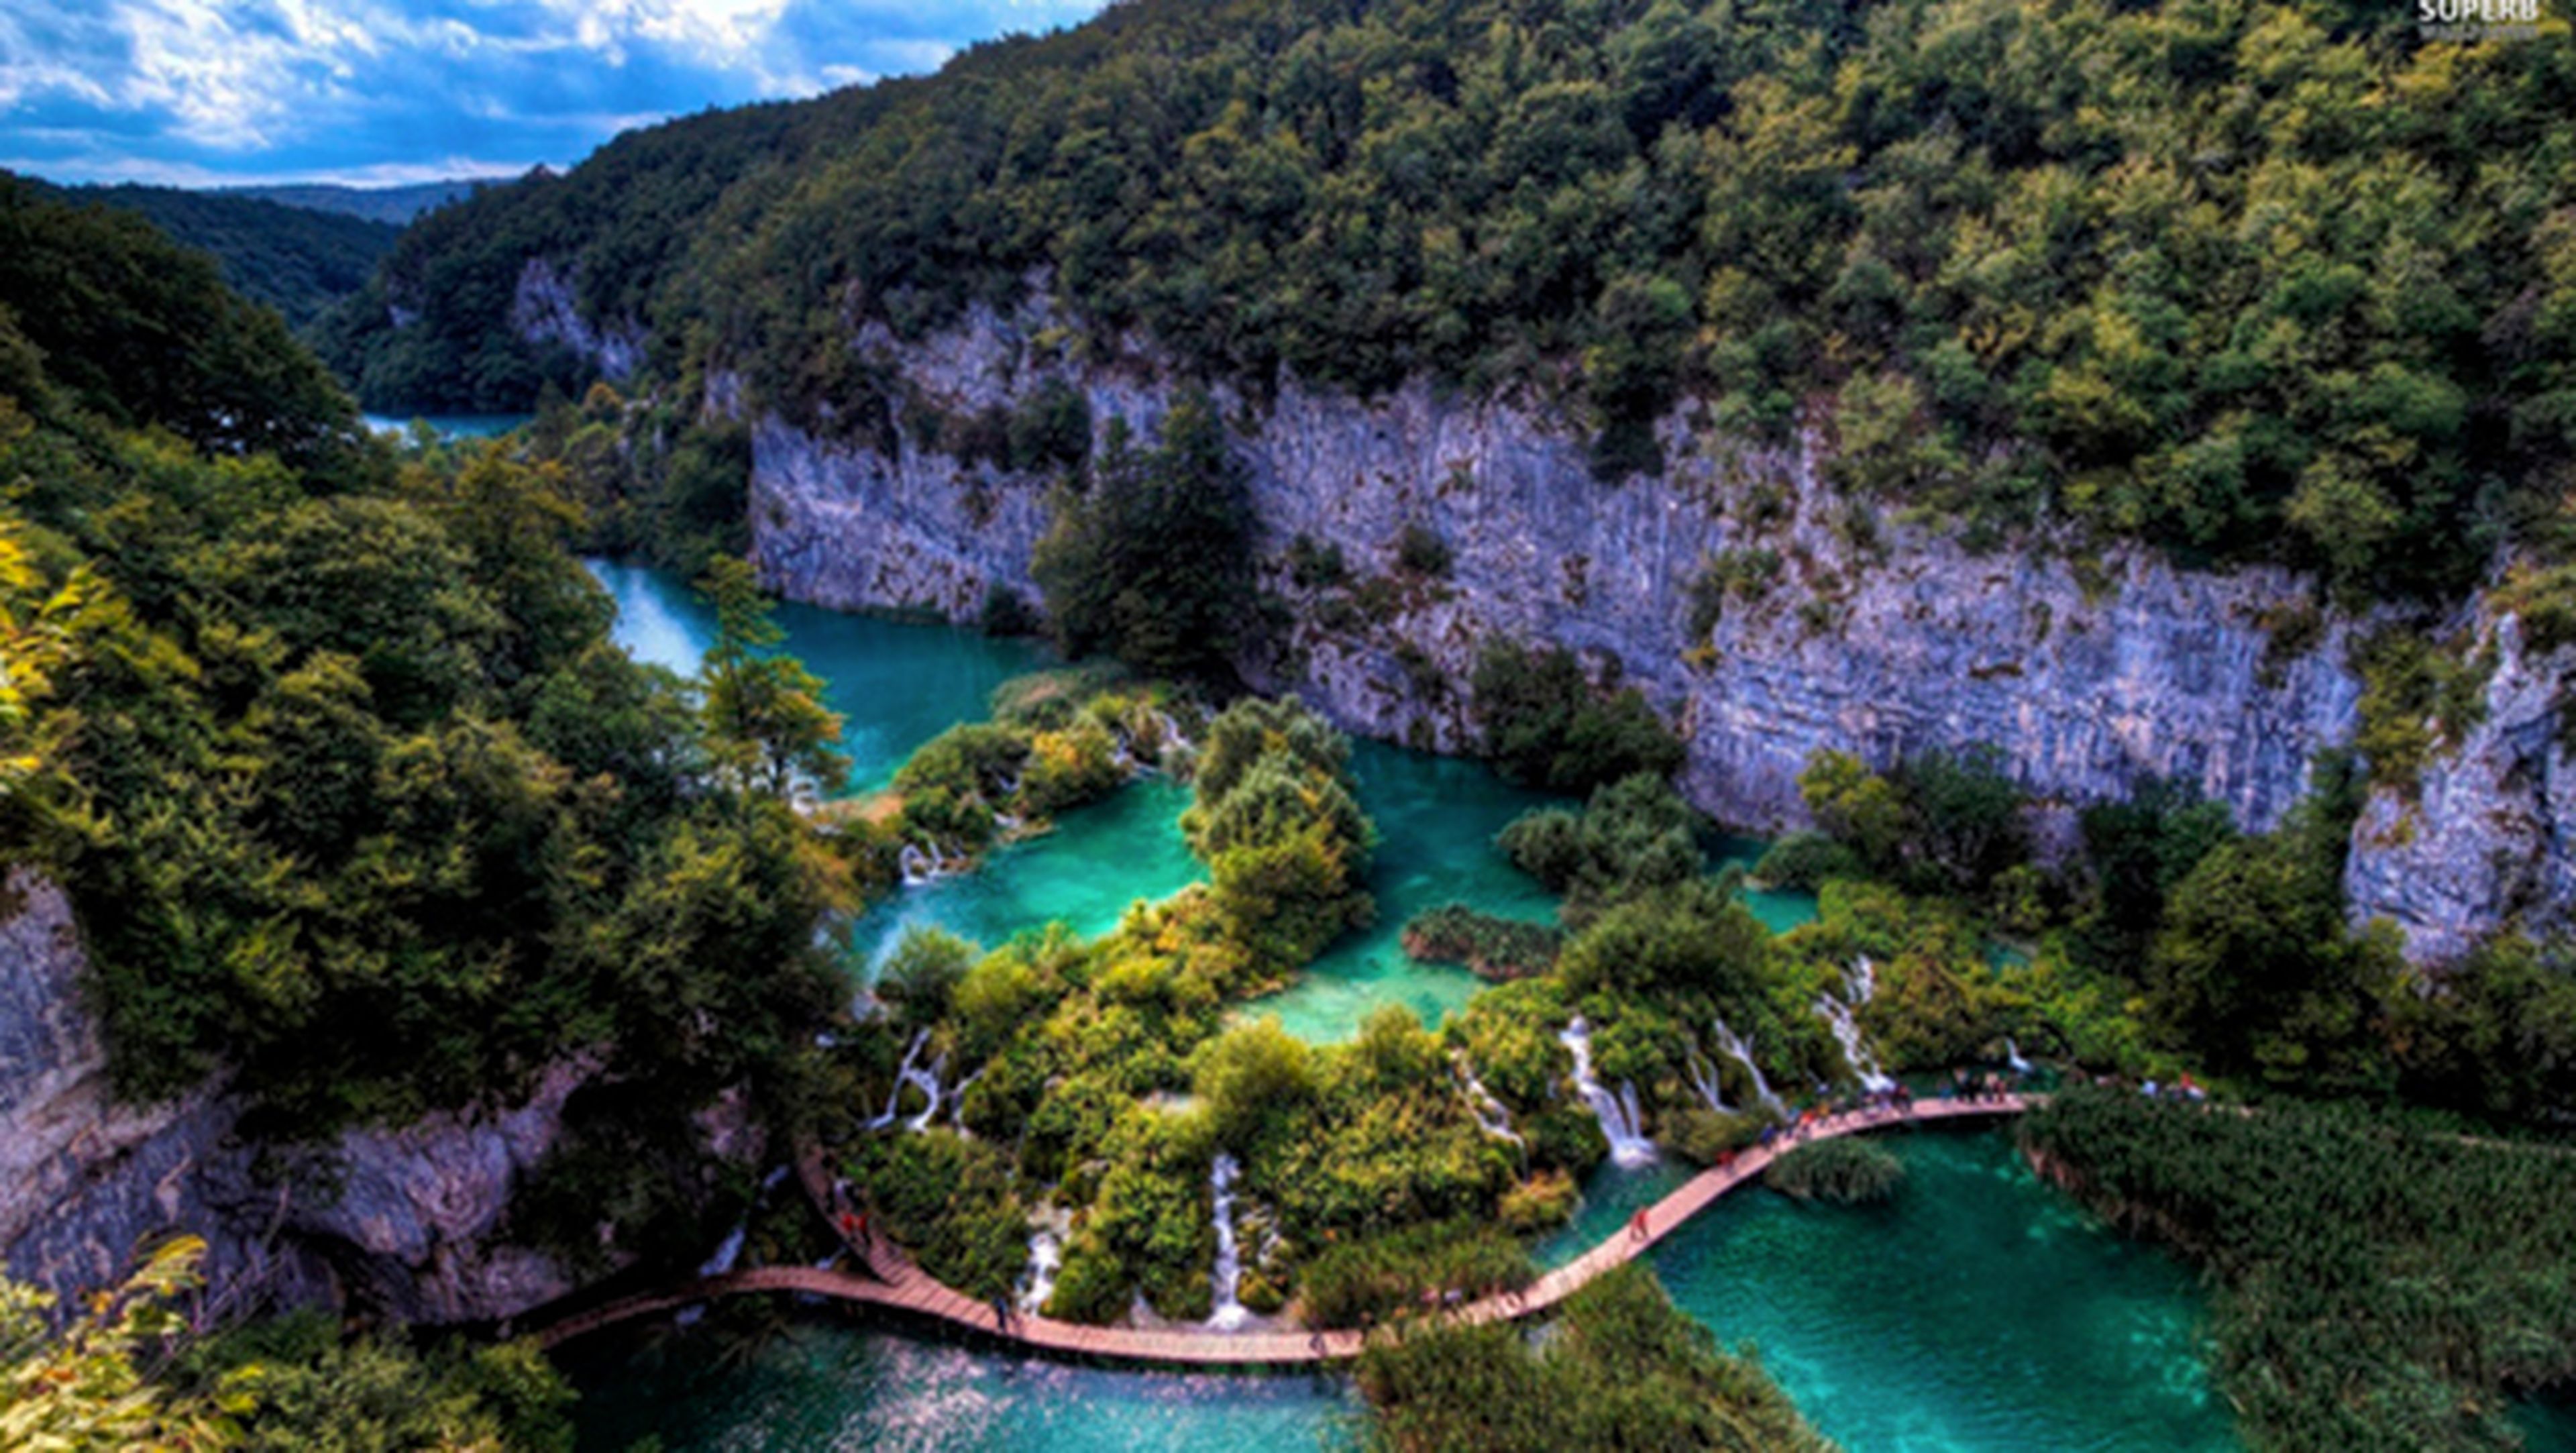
[0,871,578,1322]
[740,299,2573,959]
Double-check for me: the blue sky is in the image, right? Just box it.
[1,0,1109,188]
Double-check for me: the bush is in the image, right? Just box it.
[1395,522,1454,577]
[1295,1220,1533,1329]
[1754,830,1864,891]
[1400,904,1562,981]
[1763,1137,1905,1204]
[1470,640,1683,794]
[1496,1169,1580,1232]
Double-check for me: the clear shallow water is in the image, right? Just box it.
[363,411,534,439]
[1651,1128,2239,1453]
[589,558,1046,792]
[847,778,1203,979]
[560,1321,1361,1453]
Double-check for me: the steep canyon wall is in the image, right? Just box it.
[739,301,2574,959]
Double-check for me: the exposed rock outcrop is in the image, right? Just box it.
[511,257,645,382]
[2344,616,2576,961]
[0,870,577,1322]
[741,298,2570,959]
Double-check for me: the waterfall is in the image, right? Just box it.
[1018,1228,1063,1315]
[1559,1017,1656,1167]
[1153,710,1195,763]
[1207,1154,1252,1330]
[898,842,951,887]
[1454,1056,1524,1147]
[1814,959,1896,1095]
[698,1221,748,1278]
[1711,1016,1787,1116]
[1683,1048,1731,1114]
[2005,1038,2034,1077]
[994,811,1026,834]
[903,1050,949,1132]
[867,1028,949,1131]
[949,1065,987,1132]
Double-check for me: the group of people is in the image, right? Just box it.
[1945,1068,2018,1103]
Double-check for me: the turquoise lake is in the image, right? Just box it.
[578,560,2270,1452]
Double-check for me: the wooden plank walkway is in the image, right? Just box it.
[535,1094,2033,1362]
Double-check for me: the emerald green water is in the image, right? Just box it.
[1650,1129,2236,1453]
[589,558,1046,792]
[559,1322,1361,1452]
[847,778,1203,979]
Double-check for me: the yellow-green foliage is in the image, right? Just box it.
[1354,1264,1837,1453]
[2349,625,2491,796]
[1182,697,1377,971]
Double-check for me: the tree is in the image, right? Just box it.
[1470,641,1683,794]
[1030,392,1252,680]
[1193,1016,1317,1148]
[695,554,848,799]
[1,1238,246,1452]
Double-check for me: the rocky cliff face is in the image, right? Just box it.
[511,257,644,382]
[741,300,2570,959]
[0,871,578,1322]
[2345,617,2576,962]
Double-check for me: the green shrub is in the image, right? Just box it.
[1400,904,1562,981]
[1295,1220,1532,1329]
[1470,640,1683,794]
[1754,830,1864,890]
[1763,1137,1905,1204]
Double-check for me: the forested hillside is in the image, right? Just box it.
[224,178,486,226]
[15,173,401,327]
[326,0,2575,602]
[0,179,836,1224]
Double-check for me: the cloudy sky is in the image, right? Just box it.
[1,0,1109,187]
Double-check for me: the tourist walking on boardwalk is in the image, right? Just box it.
[1629,1207,1651,1242]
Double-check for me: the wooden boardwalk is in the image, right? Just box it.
[536,1094,2033,1362]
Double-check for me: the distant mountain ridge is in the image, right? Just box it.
[16,174,401,329]
[220,178,492,226]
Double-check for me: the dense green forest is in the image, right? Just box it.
[13,172,400,328]
[0,177,843,1262]
[327,0,2574,599]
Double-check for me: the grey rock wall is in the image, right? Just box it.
[0,871,577,1323]
[741,298,2572,959]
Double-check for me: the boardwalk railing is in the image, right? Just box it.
[533,1093,2034,1362]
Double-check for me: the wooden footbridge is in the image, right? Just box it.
[530,1093,2033,1363]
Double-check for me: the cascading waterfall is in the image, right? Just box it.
[1018,1228,1063,1314]
[1206,1154,1253,1330]
[1152,710,1195,764]
[1559,1017,1656,1167]
[867,1028,951,1131]
[1454,1055,1525,1147]
[697,1221,748,1278]
[1683,1048,1731,1114]
[2005,1038,2034,1077]
[903,1050,950,1132]
[948,1065,986,1132]
[898,841,965,887]
[1711,1016,1787,1116]
[1815,957,1896,1094]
